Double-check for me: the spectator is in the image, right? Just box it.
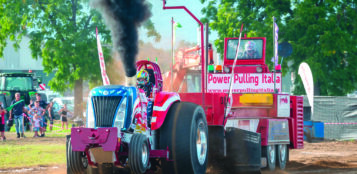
[28,99,33,109]
[25,104,32,132]
[31,93,48,109]
[59,104,70,129]
[9,93,27,138]
[0,105,6,141]
[32,114,41,137]
[28,101,45,137]
[47,102,54,131]
[31,94,48,136]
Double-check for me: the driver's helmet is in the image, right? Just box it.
[245,41,256,56]
[137,69,150,86]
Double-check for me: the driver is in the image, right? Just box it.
[136,69,153,98]
[242,41,260,59]
[136,69,154,128]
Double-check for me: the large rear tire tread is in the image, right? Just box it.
[129,134,149,174]
[159,102,208,174]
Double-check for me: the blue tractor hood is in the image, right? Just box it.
[88,85,137,129]
[90,85,137,99]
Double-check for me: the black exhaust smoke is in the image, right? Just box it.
[92,0,151,77]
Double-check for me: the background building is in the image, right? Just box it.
[0,36,55,86]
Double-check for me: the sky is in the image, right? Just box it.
[139,0,218,50]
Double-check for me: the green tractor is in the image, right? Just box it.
[0,73,45,130]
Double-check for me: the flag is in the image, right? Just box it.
[274,18,279,66]
[96,27,110,86]
[6,100,24,111]
[172,20,182,45]
[298,62,314,115]
[39,83,46,90]
[172,19,182,66]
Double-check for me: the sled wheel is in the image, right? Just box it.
[129,134,150,174]
[66,136,88,174]
[262,145,276,171]
[276,144,288,170]
[159,102,208,174]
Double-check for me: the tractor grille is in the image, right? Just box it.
[92,96,122,127]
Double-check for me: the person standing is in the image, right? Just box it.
[58,104,70,130]
[0,105,6,141]
[31,93,48,109]
[31,94,48,137]
[47,102,54,131]
[28,101,45,137]
[25,99,34,132]
[32,114,41,137]
[9,93,26,138]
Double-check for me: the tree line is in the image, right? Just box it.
[200,0,357,96]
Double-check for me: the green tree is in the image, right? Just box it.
[0,0,160,117]
[200,0,292,67]
[0,0,111,117]
[285,1,357,95]
[201,0,357,96]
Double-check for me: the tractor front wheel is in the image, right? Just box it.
[66,135,89,174]
[159,102,208,174]
[129,134,150,174]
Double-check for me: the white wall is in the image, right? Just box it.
[0,36,43,70]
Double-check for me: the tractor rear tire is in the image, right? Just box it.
[129,134,150,174]
[66,135,89,174]
[262,145,276,171]
[276,144,288,170]
[159,102,208,174]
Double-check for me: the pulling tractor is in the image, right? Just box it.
[164,36,304,173]
[66,60,209,174]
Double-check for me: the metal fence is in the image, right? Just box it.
[303,96,357,140]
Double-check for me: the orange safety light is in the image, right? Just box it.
[215,65,223,73]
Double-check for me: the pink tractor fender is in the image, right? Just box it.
[151,92,180,130]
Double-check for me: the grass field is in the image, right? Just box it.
[0,143,66,168]
[9,120,73,137]
[0,126,68,169]
[0,119,84,169]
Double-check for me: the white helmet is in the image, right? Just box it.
[245,41,256,51]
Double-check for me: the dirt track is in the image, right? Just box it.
[1,140,357,174]
[283,140,357,174]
